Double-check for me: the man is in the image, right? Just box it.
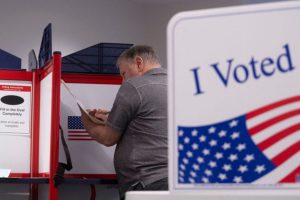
[81,45,168,199]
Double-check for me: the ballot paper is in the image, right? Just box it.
[0,169,11,178]
[60,80,105,125]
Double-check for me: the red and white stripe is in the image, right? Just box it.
[68,130,94,141]
[0,84,31,92]
[246,95,300,183]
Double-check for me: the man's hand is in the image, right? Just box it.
[81,109,99,132]
[80,108,120,146]
[87,108,110,124]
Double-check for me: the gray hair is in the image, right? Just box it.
[117,45,160,67]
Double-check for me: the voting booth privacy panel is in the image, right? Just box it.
[0,53,62,200]
[167,0,300,194]
[0,71,32,176]
[60,74,121,179]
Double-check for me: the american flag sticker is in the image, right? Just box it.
[67,116,94,141]
[177,96,300,185]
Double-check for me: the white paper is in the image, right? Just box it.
[61,80,105,125]
[61,80,87,110]
[0,169,11,177]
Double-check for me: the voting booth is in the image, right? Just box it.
[0,22,123,199]
[0,52,62,200]
[60,73,121,178]
[0,50,119,200]
[0,51,120,200]
[127,1,300,199]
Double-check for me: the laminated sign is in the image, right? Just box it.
[0,84,31,135]
[167,2,300,190]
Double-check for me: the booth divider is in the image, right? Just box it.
[32,52,61,200]
[49,52,62,199]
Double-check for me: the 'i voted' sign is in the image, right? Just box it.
[167,1,300,191]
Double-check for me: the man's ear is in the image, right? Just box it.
[135,56,144,72]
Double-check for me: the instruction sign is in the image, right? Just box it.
[0,84,31,135]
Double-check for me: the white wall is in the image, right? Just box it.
[0,0,146,68]
[0,0,290,68]
[143,0,241,67]
[141,0,293,67]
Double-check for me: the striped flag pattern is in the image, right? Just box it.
[68,116,94,141]
[178,95,300,184]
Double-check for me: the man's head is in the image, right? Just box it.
[116,45,160,81]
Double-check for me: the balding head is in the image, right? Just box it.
[117,45,160,67]
[116,45,161,81]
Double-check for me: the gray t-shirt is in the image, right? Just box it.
[107,67,168,195]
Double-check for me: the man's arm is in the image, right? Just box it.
[81,111,121,147]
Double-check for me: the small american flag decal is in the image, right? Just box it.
[68,116,94,141]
